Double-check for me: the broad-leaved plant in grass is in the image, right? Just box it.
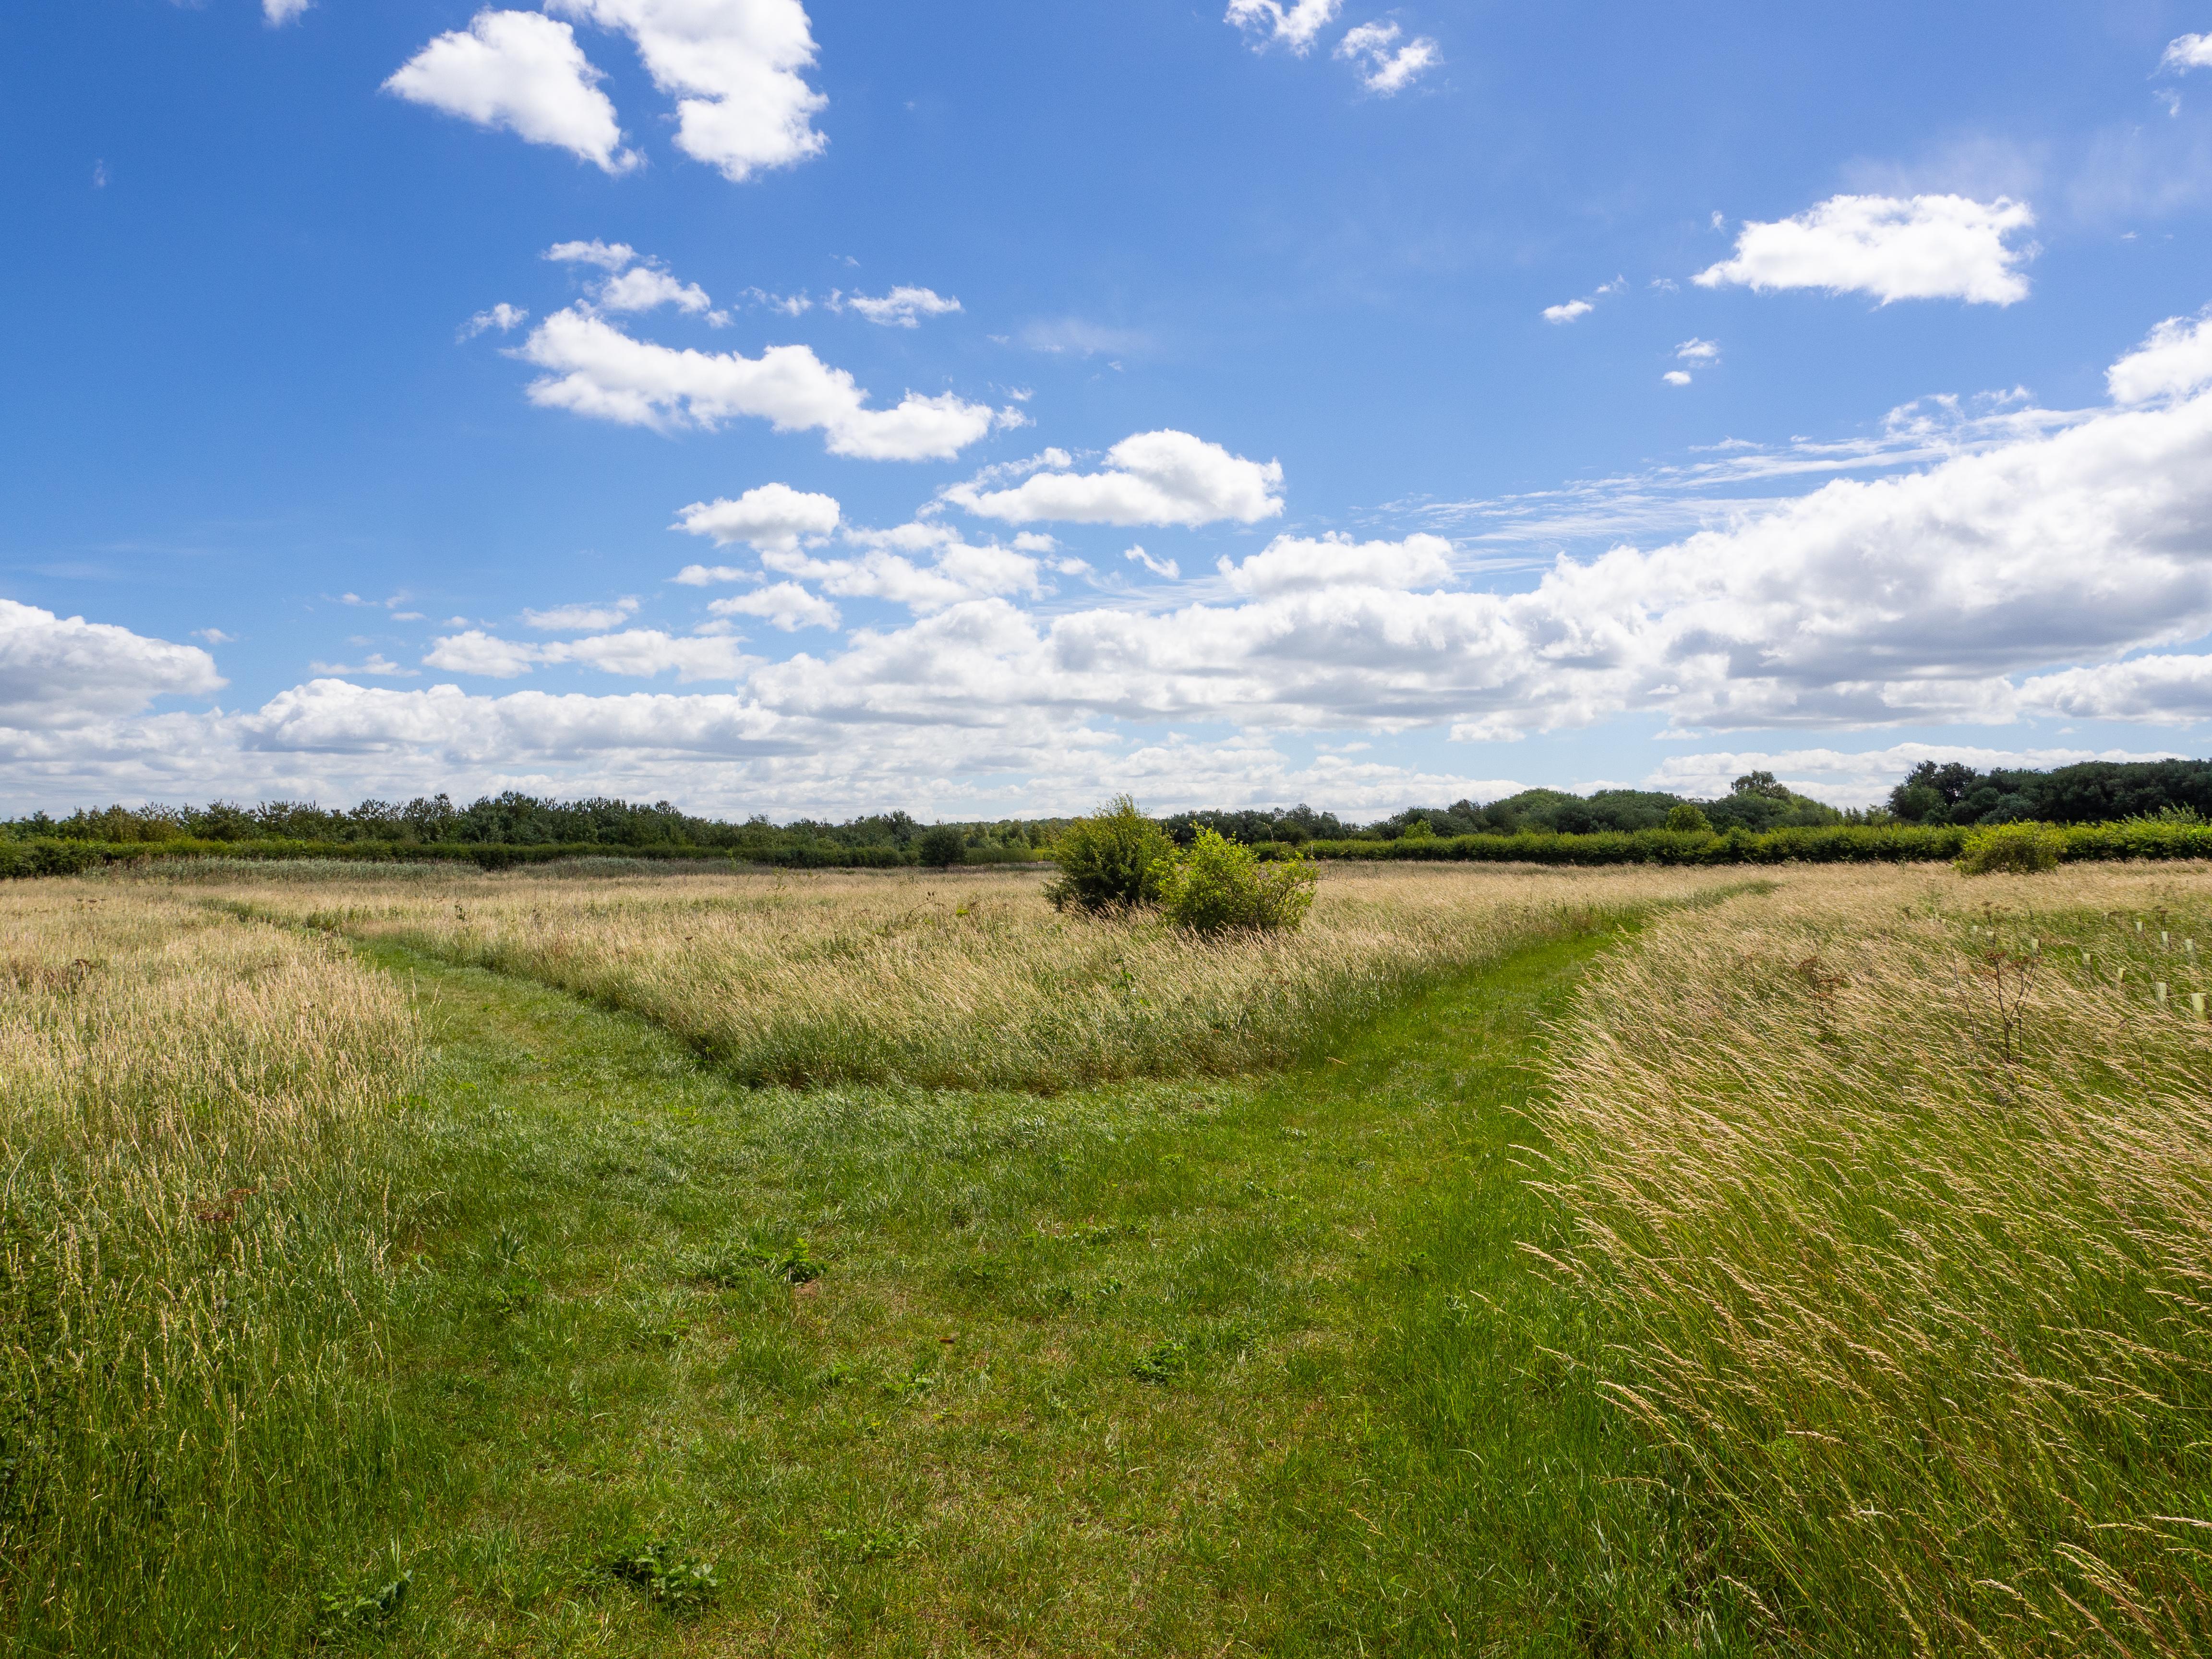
[1045,794,1174,913]
[1156,828,1316,935]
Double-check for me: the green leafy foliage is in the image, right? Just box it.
[1130,1337,1189,1383]
[1044,795,1174,913]
[1889,757,2212,826]
[914,825,967,868]
[1,793,1056,869]
[312,1571,410,1645]
[1664,803,1710,832]
[1155,829,1316,935]
[690,1230,821,1286]
[1956,821,2065,875]
[608,1538,720,1612]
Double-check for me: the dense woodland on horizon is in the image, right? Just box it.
[7,758,2211,851]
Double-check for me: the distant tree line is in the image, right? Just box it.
[1,793,1068,858]
[4,758,2205,856]
[1884,758,2212,827]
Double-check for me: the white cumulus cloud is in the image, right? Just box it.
[2018,654,2212,724]
[760,524,1048,615]
[2161,34,2212,72]
[1219,532,1453,595]
[424,627,750,682]
[2107,309,2212,405]
[945,430,1285,527]
[0,600,224,725]
[546,239,638,270]
[1646,742,2182,808]
[460,302,529,340]
[308,654,417,679]
[28,308,2212,814]
[515,307,1000,459]
[1695,193,2036,306]
[833,287,962,328]
[706,582,841,631]
[384,11,637,174]
[546,0,827,182]
[264,0,311,24]
[522,598,639,631]
[672,482,842,553]
[1542,300,1593,323]
[1224,0,1342,54]
[596,265,715,315]
[673,519,1047,616]
[1334,22,1439,95]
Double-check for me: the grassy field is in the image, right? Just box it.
[186,860,1715,1089]
[4,858,2212,1655]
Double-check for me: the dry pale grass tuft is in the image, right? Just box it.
[190,860,1739,1090]
[1542,863,2212,1654]
[0,884,423,1644]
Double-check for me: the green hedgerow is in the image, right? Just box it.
[1045,796,1175,913]
[1155,829,1316,936]
[1955,820,2064,875]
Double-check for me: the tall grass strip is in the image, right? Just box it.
[1540,863,2212,1655]
[0,888,422,1652]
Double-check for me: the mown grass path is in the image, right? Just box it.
[336,921,1704,1657]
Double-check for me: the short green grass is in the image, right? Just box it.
[297,914,1713,1656]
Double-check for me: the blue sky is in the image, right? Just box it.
[7,1,2212,817]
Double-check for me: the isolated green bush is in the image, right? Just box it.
[1956,821,2064,875]
[914,825,966,868]
[1665,803,1711,832]
[1156,829,1316,935]
[1045,796,1174,913]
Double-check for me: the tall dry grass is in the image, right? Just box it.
[1541,864,2212,1653]
[190,860,1740,1090]
[0,886,422,1650]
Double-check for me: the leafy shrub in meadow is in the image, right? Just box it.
[1956,821,2064,875]
[914,824,967,868]
[1156,829,1316,935]
[1045,796,1174,913]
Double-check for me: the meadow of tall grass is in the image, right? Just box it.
[192,860,1734,1090]
[1542,864,2212,1654]
[19,852,2212,1655]
[0,888,421,1653]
